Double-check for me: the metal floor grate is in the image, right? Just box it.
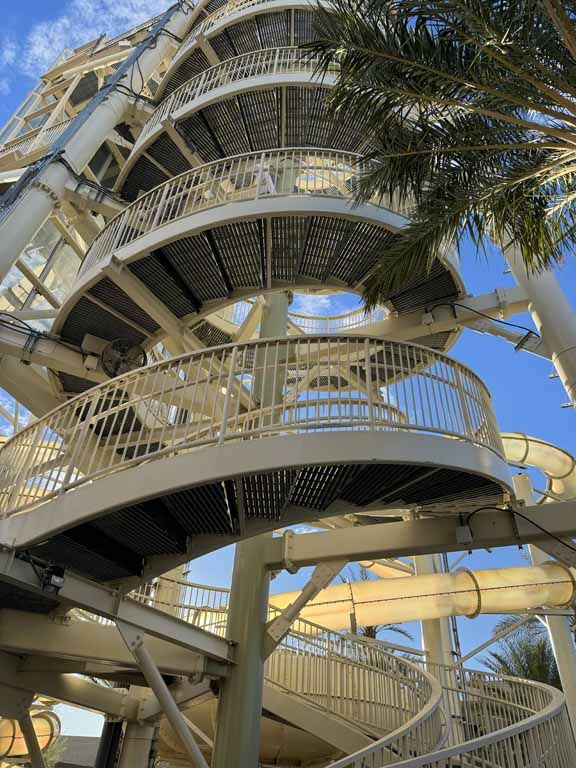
[26,462,505,582]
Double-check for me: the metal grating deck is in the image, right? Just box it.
[121,86,373,200]
[25,462,506,583]
[57,216,459,395]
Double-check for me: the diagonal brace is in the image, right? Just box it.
[264,559,346,658]
[0,685,46,768]
[117,621,209,768]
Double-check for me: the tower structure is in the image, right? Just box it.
[0,2,575,767]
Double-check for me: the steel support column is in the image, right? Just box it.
[0,683,46,768]
[211,296,280,765]
[117,722,156,768]
[95,720,123,768]
[414,552,463,744]
[414,553,454,668]
[211,532,271,768]
[507,247,576,403]
[514,473,576,735]
[18,712,46,768]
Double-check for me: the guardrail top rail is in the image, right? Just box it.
[128,574,443,747]
[135,47,336,152]
[0,334,502,518]
[375,666,575,768]
[170,0,308,73]
[211,300,387,334]
[81,148,404,278]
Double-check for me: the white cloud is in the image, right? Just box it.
[291,292,362,317]
[0,37,17,68]
[0,36,18,96]
[21,0,171,78]
[291,293,335,316]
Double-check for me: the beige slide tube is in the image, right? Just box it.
[270,562,575,631]
[0,709,60,760]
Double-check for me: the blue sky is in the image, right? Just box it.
[2,0,576,740]
[0,0,173,121]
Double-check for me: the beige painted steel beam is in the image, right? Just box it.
[0,357,62,416]
[118,621,209,768]
[0,552,233,663]
[63,180,126,218]
[263,500,576,569]
[105,258,200,352]
[0,321,105,382]
[0,651,140,718]
[0,610,213,676]
[139,679,212,721]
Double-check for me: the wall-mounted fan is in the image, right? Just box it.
[101,339,147,378]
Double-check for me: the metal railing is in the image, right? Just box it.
[372,663,576,768]
[289,306,387,333]
[0,335,502,517]
[81,574,576,766]
[169,0,300,75]
[131,577,231,634]
[79,148,388,277]
[137,47,335,152]
[211,300,387,334]
[0,118,74,162]
[128,575,444,749]
[195,0,292,35]
[267,611,442,744]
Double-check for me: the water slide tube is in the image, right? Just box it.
[501,432,576,501]
[0,709,60,761]
[267,434,576,632]
[270,562,575,630]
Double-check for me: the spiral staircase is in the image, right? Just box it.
[0,0,575,765]
[65,575,574,767]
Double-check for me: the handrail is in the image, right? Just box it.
[167,0,309,82]
[81,574,576,765]
[128,577,443,748]
[0,334,502,517]
[288,306,387,332]
[0,118,74,160]
[134,47,335,156]
[166,0,306,79]
[123,576,576,767]
[195,0,297,36]
[80,148,389,278]
[379,664,575,768]
[210,299,387,334]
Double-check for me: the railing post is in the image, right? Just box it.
[326,645,333,713]
[255,151,266,199]
[454,365,474,439]
[218,345,238,444]
[364,339,374,428]
[61,395,99,488]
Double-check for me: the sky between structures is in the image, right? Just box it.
[1,0,576,737]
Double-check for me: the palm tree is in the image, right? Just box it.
[491,613,549,642]
[308,0,576,307]
[482,634,561,688]
[340,565,414,641]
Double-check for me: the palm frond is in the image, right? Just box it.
[306,0,576,302]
